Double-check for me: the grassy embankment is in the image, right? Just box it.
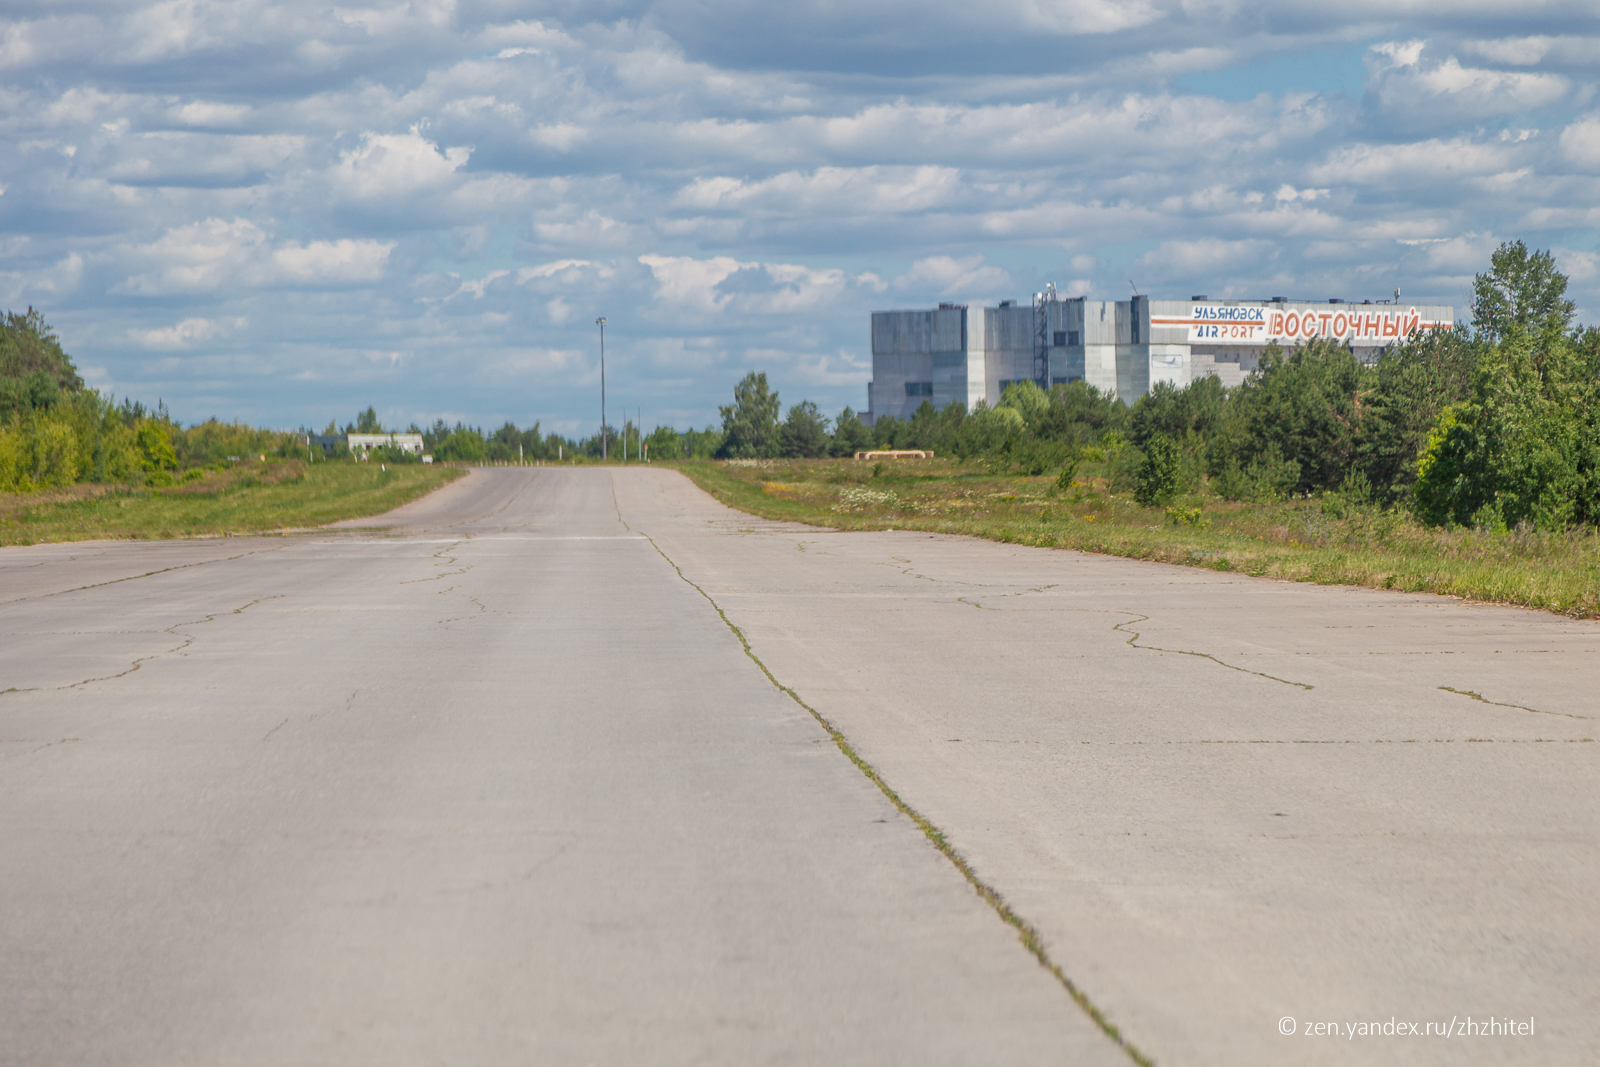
[677,457,1600,619]
[0,461,463,546]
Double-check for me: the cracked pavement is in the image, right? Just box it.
[2,466,1596,1065]
[616,467,1599,1066]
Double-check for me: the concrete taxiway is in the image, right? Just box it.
[2,466,1594,1065]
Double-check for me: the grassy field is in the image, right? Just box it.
[0,461,463,546]
[677,457,1600,619]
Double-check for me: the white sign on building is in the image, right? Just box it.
[1159,305,1453,344]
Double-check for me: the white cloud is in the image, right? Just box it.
[1365,41,1570,131]
[893,256,1012,299]
[115,218,394,294]
[0,253,83,305]
[1462,37,1556,67]
[675,166,965,215]
[1136,239,1276,276]
[533,211,637,249]
[171,100,251,127]
[129,316,234,349]
[333,127,471,199]
[3,2,1599,429]
[1010,0,1162,34]
[270,238,393,283]
[1559,115,1600,169]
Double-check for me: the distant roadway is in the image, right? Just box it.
[1,467,1594,1065]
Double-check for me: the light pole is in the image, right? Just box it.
[596,316,607,461]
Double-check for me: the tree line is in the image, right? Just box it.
[709,242,1600,530]
[0,309,298,491]
[6,241,1596,530]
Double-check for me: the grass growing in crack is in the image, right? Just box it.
[0,462,464,546]
[642,531,1155,1067]
[674,457,1600,619]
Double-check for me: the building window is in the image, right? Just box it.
[1053,331,1066,346]
[1051,375,1083,386]
[1068,330,1080,346]
[904,381,933,397]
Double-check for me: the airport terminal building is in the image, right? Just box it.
[866,294,1456,423]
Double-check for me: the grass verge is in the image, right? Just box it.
[0,461,464,546]
[674,457,1600,619]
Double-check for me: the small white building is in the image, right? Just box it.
[867,295,1456,423]
[312,433,425,456]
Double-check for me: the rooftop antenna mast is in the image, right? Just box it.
[1032,281,1058,391]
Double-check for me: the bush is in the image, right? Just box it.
[1055,457,1080,491]
[1211,442,1300,502]
[1411,328,1600,529]
[1134,434,1181,505]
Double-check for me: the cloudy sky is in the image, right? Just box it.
[3,1,1599,434]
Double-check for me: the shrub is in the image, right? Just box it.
[1134,434,1181,506]
[1055,457,1080,492]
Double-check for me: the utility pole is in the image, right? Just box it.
[596,316,608,461]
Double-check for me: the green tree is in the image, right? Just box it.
[997,380,1050,429]
[135,421,177,471]
[1135,434,1181,505]
[779,400,831,458]
[487,421,523,461]
[717,372,781,458]
[831,407,874,457]
[435,425,487,462]
[0,308,82,391]
[1472,241,1575,343]
[645,424,683,460]
[1208,340,1365,497]
[1,308,83,420]
[1129,376,1227,448]
[1358,327,1481,498]
[1412,328,1593,529]
[955,402,1025,459]
[1043,381,1128,446]
[355,406,383,433]
[681,425,724,458]
[886,398,965,454]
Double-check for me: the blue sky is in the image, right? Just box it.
[3,1,1600,434]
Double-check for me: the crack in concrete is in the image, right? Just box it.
[0,737,81,759]
[1437,686,1588,720]
[434,586,490,626]
[1113,613,1314,690]
[2,595,283,698]
[639,529,1154,1067]
[270,689,359,738]
[399,542,469,584]
[0,548,270,606]
[958,583,1061,609]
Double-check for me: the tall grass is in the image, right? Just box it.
[0,461,462,545]
[678,458,1600,618]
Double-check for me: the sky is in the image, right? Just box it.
[3,1,1600,435]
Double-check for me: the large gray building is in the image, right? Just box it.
[866,294,1456,423]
